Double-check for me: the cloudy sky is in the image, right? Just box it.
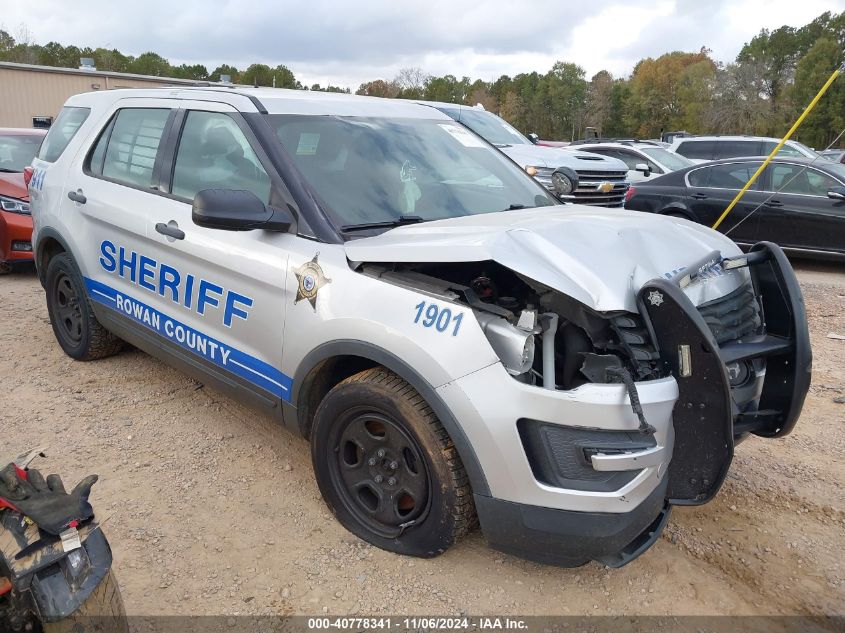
[2,0,843,88]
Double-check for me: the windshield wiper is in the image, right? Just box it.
[0,168,21,173]
[493,143,512,148]
[340,215,426,232]
[502,204,527,211]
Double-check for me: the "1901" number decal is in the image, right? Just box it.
[413,300,464,337]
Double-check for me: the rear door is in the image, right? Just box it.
[137,100,295,406]
[684,161,765,244]
[760,162,845,253]
[61,98,177,306]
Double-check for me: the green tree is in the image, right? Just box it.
[127,52,171,76]
[93,47,130,72]
[209,64,240,83]
[172,63,208,80]
[242,63,274,86]
[356,79,400,97]
[737,26,801,120]
[791,37,845,148]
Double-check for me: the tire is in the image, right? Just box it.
[42,570,128,633]
[311,367,477,558]
[45,252,123,361]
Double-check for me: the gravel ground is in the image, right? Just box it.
[1,262,843,618]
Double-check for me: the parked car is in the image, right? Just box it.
[415,101,631,207]
[821,149,845,164]
[569,140,696,182]
[0,128,46,273]
[668,135,821,164]
[30,88,809,568]
[625,156,845,260]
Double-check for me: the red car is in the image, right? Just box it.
[0,128,46,273]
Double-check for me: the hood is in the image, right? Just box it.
[345,207,747,313]
[0,172,28,202]
[500,144,628,173]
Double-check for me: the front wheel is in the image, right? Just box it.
[311,368,476,557]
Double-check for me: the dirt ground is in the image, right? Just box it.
[0,261,843,619]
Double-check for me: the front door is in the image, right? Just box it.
[125,101,294,406]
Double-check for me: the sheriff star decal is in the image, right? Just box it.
[294,254,331,310]
[647,290,665,307]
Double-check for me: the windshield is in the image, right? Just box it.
[267,115,556,231]
[640,146,694,171]
[0,134,42,172]
[789,141,821,159]
[447,109,532,147]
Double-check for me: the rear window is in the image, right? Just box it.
[37,107,90,162]
[675,140,717,160]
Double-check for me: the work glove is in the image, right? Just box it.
[0,463,97,535]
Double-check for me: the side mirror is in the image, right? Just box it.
[635,163,651,177]
[192,189,295,232]
[527,133,540,145]
[827,187,845,201]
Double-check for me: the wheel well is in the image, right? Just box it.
[296,355,379,438]
[37,238,66,286]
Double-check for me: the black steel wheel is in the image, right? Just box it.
[311,368,476,557]
[45,253,123,361]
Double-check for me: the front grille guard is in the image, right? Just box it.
[637,242,811,504]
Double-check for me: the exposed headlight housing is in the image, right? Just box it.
[475,311,536,375]
[0,195,29,215]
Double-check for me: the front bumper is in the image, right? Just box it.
[444,242,809,567]
[0,210,34,263]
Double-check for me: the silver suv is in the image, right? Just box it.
[669,135,821,164]
[28,87,810,567]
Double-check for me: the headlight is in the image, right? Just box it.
[0,195,29,214]
[551,167,579,196]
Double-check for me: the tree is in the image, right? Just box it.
[241,63,274,86]
[172,63,208,80]
[356,79,400,97]
[210,64,240,83]
[586,71,614,136]
[737,26,801,120]
[394,67,428,98]
[127,52,171,76]
[273,64,299,89]
[791,37,845,148]
[93,47,130,72]
[0,29,14,55]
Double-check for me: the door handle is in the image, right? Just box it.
[155,222,185,240]
[767,200,784,208]
[67,189,86,204]
[690,192,707,200]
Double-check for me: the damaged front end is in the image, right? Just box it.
[351,222,810,566]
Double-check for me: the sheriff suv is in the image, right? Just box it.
[29,88,811,567]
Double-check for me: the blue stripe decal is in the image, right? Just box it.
[84,277,292,400]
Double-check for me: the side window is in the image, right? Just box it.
[687,166,710,187]
[676,141,716,160]
[171,111,271,203]
[37,107,90,163]
[768,164,840,196]
[707,162,761,190]
[714,141,760,159]
[612,150,643,171]
[762,141,805,158]
[93,108,171,188]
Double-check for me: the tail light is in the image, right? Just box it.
[24,166,34,187]
[624,186,637,203]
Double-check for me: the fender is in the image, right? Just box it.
[33,226,73,287]
[292,339,491,496]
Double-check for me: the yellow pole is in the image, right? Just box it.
[711,62,844,231]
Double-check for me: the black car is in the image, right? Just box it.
[625,157,845,260]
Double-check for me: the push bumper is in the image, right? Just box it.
[638,241,811,504]
[476,477,670,568]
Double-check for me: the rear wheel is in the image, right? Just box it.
[311,368,476,557]
[45,253,123,361]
